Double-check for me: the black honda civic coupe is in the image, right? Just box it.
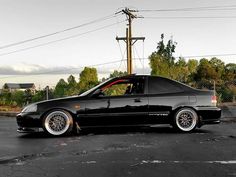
[16,75,221,136]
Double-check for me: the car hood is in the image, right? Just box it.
[34,95,84,105]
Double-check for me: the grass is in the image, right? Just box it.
[0,106,21,112]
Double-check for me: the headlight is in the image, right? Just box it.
[22,104,37,113]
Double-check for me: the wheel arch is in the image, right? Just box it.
[171,106,199,125]
[40,107,77,125]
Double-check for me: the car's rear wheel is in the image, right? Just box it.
[174,108,198,132]
[43,110,73,136]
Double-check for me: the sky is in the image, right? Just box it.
[0,0,236,88]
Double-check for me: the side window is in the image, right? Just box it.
[102,78,145,97]
[103,83,130,96]
[148,77,183,94]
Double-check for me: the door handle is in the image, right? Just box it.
[134,98,141,103]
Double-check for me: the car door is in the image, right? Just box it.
[80,97,110,127]
[107,95,148,126]
[105,77,149,126]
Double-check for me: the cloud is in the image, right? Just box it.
[0,63,151,76]
[0,63,121,76]
[0,63,84,75]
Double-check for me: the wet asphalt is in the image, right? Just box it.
[0,117,236,177]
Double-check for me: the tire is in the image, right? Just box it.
[174,108,198,132]
[43,110,73,136]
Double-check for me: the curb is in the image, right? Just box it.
[0,112,19,117]
[221,117,236,123]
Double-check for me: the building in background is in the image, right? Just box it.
[3,83,36,94]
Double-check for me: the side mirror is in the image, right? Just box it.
[91,89,104,98]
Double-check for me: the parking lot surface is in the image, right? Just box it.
[0,117,236,177]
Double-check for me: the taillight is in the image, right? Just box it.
[211,95,217,105]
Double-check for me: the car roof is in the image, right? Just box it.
[117,74,194,91]
[118,74,166,79]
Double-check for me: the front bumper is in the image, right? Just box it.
[16,112,42,129]
[17,127,40,133]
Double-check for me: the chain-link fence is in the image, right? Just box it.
[192,80,236,103]
[192,80,236,119]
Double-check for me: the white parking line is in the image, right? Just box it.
[134,160,236,165]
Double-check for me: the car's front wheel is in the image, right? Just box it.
[174,108,198,132]
[43,110,73,136]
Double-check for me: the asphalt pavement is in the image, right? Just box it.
[0,117,236,177]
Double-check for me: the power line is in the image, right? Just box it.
[0,14,119,50]
[1,53,235,80]
[133,45,145,69]
[141,8,236,12]
[138,5,236,12]
[0,20,126,57]
[116,40,126,71]
[175,53,236,59]
[134,53,236,60]
[143,16,236,19]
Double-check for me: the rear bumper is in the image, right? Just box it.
[195,106,221,125]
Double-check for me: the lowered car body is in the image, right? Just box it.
[16,75,221,136]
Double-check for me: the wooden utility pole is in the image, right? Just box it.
[116,8,145,74]
[45,86,49,100]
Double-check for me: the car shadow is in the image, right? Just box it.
[18,132,53,139]
[18,126,211,139]
[80,126,211,135]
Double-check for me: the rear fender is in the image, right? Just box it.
[170,106,199,126]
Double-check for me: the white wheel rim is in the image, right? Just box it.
[44,111,71,135]
[176,109,197,131]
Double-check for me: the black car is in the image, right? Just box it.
[17,75,221,136]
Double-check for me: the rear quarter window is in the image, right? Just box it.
[148,77,184,94]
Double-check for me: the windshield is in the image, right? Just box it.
[79,78,112,97]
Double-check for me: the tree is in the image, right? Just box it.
[194,58,218,81]
[149,34,177,78]
[0,90,11,106]
[109,70,127,78]
[24,89,32,105]
[173,57,189,82]
[67,75,77,87]
[54,79,68,98]
[187,59,198,83]
[149,53,170,77]
[209,57,225,81]
[32,90,46,102]
[156,34,176,65]
[187,59,198,74]
[12,90,25,107]
[66,75,79,95]
[193,58,225,90]
[224,63,236,81]
[78,67,99,93]
[225,63,236,73]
